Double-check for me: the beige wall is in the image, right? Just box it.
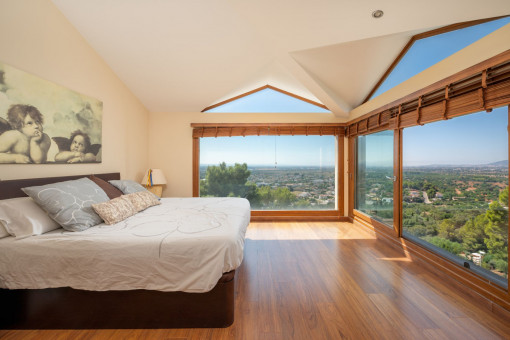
[0,0,149,181]
[148,112,345,197]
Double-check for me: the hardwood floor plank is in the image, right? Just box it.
[422,329,450,340]
[367,293,425,340]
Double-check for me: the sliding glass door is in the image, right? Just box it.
[356,130,394,227]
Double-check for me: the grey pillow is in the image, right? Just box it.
[22,177,110,232]
[108,179,147,194]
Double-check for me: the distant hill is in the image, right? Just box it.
[486,160,508,167]
[404,160,508,168]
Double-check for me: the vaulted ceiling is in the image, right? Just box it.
[51,0,510,117]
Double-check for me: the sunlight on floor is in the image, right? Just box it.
[246,221,379,241]
[377,257,413,262]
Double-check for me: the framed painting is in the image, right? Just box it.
[0,62,102,164]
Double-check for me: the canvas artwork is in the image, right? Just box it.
[0,62,102,164]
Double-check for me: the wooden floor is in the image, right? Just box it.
[1,222,509,340]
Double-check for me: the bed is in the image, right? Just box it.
[0,173,250,329]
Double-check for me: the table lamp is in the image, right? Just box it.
[141,168,167,197]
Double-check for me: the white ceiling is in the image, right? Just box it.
[51,0,510,117]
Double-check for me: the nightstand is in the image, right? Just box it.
[144,185,163,197]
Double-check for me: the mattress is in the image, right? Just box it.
[0,197,250,293]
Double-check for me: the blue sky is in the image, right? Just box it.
[361,107,508,167]
[371,16,510,99]
[200,135,336,167]
[403,107,508,166]
[360,130,394,167]
[206,88,330,113]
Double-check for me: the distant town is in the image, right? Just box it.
[200,165,336,209]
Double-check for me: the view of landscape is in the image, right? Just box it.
[199,135,337,210]
[357,108,508,285]
[402,164,508,283]
[199,164,336,210]
[403,108,508,285]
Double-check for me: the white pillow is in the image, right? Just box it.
[0,221,10,239]
[0,197,60,239]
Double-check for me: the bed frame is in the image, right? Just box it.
[0,173,235,329]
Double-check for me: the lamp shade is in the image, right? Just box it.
[141,169,167,186]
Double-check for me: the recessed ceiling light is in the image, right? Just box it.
[372,10,384,19]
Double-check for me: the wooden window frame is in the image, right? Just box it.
[192,123,347,222]
[201,85,329,112]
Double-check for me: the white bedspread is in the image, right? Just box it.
[0,197,250,293]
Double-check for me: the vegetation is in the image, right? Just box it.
[402,166,508,279]
[356,166,394,224]
[200,162,335,210]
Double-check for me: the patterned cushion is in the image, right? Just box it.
[92,196,137,225]
[123,191,161,212]
[22,178,109,232]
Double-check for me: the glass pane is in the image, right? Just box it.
[371,17,510,100]
[205,88,330,113]
[199,135,337,210]
[403,108,508,288]
[356,130,394,226]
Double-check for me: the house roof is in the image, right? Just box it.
[51,0,510,117]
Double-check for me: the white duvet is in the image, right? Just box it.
[0,197,250,293]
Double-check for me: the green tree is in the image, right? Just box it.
[437,219,456,241]
[458,214,488,253]
[484,199,508,257]
[426,236,464,255]
[482,187,508,277]
[251,186,297,209]
[200,162,255,198]
[272,187,296,207]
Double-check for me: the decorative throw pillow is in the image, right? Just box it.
[108,179,148,195]
[22,177,109,232]
[0,197,60,238]
[89,175,123,199]
[92,196,137,225]
[123,191,161,212]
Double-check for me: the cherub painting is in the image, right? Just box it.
[53,130,101,163]
[0,104,51,163]
[0,61,102,164]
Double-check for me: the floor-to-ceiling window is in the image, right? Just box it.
[402,107,508,287]
[199,135,338,211]
[355,130,394,227]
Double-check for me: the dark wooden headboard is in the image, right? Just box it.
[0,172,120,200]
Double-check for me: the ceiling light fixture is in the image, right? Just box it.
[372,10,384,19]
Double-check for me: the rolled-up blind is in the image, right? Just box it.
[348,53,510,137]
[192,124,346,138]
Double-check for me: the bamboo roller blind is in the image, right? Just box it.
[191,124,346,138]
[348,59,510,137]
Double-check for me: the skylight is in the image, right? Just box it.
[203,86,330,113]
[369,16,510,101]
